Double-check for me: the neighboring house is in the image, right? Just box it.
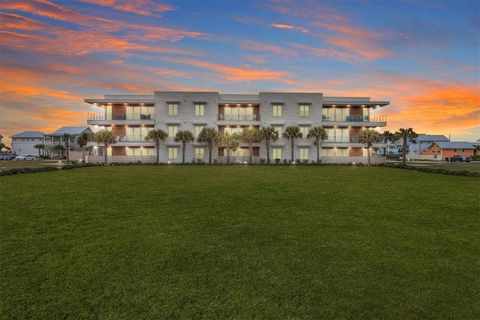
[423,142,475,160]
[408,134,449,155]
[45,126,93,157]
[85,91,390,164]
[471,139,480,158]
[10,131,46,155]
[386,140,402,155]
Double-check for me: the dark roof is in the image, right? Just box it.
[416,134,449,142]
[48,127,92,136]
[434,142,475,149]
[11,131,45,138]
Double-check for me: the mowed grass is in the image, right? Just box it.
[408,161,480,173]
[0,160,61,169]
[0,166,479,319]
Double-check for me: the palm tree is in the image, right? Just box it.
[260,127,279,164]
[216,132,239,164]
[77,132,92,149]
[358,129,382,166]
[33,143,45,158]
[381,130,396,157]
[95,130,116,164]
[51,144,65,158]
[395,128,417,165]
[240,127,261,164]
[283,126,302,162]
[197,127,218,164]
[145,129,168,164]
[62,133,71,162]
[307,127,328,164]
[174,130,194,164]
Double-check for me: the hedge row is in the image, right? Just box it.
[1,162,478,177]
[0,163,98,177]
[382,163,480,177]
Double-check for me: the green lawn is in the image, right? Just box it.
[1,166,478,319]
[408,161,480,173]
[0,160,63,169]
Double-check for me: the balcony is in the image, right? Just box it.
[322,114,387,127]
[86,113,155,126]
[217,113,261,126]
[322,137,386,148]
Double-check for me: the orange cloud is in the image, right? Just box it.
[289,43,359,62]
[0,14,200,57]
[326,37,391,60]
[271,23,309,33]
[240,40,298,57]
[0,0,103,26]
[80,0,173,16]
[161,57,293,83]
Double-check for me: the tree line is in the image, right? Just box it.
[92,126,418,166]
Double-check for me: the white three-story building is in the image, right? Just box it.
[85,91,388,164]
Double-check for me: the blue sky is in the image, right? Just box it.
[0,0,478,143]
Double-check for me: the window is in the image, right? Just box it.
[168,103,178,116]
[126,127,151,141]
[272,104,282,117]
[337,148,348,157]
[299,148,309,160]
[334,128,349,143]
[195,103,205,116]
[168,147,178,160]
[195,147,205,160]
[299,126,310,137]
[195,125,205,138]
[299,104,310,117]
[168,125,178,138]
[272,126,282,136]
[336,108,348,121]
[272,148,282,160]
[224,127,243,135]
[325,128,335,142]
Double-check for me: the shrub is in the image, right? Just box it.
[275,158,281,164]
[260,158,266,164]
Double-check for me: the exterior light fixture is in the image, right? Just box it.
[243,160,248,164]
[347,104,351,107]
[167,161,171,164]
[248,104,252,107]
[237,104,241,107]
[352,161,356,165]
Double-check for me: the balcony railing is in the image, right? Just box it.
[87,113,104,120]
[218,114,258,121]
[115,136,153,142]
[87,113,153,121]
[323,115,386,122]
[323,137,387,143]
[86,155,156,164]
[321,156,386,164]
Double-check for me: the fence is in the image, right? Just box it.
[320,156,386,164]
[86,155,157,164]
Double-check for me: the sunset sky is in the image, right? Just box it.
[0,0,479,145]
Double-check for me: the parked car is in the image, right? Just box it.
[14,154,37,161]
[448,155,471,162]
[0,153,16,160]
